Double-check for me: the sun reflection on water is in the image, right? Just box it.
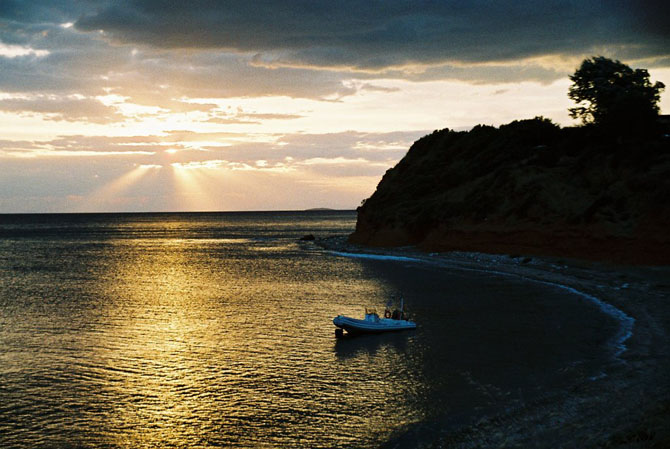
[0,213,632,448]
[90,240,216,443]
[77,233,425,448]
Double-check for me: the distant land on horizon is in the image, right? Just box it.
[349,117,670,265]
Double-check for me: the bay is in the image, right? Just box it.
[0,211,619,448]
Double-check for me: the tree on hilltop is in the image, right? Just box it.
[568,56,665,134]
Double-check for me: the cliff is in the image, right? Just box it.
[349,118,670,264]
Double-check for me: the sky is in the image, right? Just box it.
[1,1,669,212]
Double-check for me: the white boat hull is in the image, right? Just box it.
[333,315,416,335]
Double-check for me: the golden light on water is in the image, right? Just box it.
[3,3,669,446]
[96,238,222,447]
[79,232,425,447]
[1,211,629,447]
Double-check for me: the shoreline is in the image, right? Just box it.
[316,235,670,448]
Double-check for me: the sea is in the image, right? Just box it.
[0,211,622,448]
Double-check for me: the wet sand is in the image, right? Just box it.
[318,236,670,448]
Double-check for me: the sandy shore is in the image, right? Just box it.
[317,235,670,448]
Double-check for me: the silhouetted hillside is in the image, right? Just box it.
[350,118,670,264]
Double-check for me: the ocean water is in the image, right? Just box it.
[0,211,620,448]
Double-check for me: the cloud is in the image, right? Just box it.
[75,1,670,70]
[205,110,304,125]
[0,129,397,211]
[0,0,667,110]
[0,42,49,58]
[189,130,422,167]
[0,134,170,158]
[3,0,666,110]
[0,1,87,26]
[0,95,124,123]
[0,129,422,180]
[1,1,668,213]
[0,29,361,100]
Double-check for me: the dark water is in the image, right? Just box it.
[0,211,620,448]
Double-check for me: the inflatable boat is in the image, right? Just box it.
[333,308,416,336]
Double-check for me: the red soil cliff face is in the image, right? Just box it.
[349,120,670,265]
[350,225,669,265]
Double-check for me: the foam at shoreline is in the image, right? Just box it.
[535,281,635,358]
[330,250,424,263]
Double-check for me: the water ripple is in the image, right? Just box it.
[0,212,621,448]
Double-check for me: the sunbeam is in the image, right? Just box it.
[79,164,162,212]
[170,162,224,211]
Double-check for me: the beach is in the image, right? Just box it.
[319,235,670,448]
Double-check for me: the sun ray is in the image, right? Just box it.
[170,163,222,211]
[79,164,162,212]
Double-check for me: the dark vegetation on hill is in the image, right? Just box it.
[349,118,670,264]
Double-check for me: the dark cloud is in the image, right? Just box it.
[0,0,666,107]
[622,0,670,39]
[0,0,667,127]
[0,0,81,27]
[74,1,669,69]
[0,28,360,100]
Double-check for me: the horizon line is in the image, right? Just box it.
[0,208,357,215]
